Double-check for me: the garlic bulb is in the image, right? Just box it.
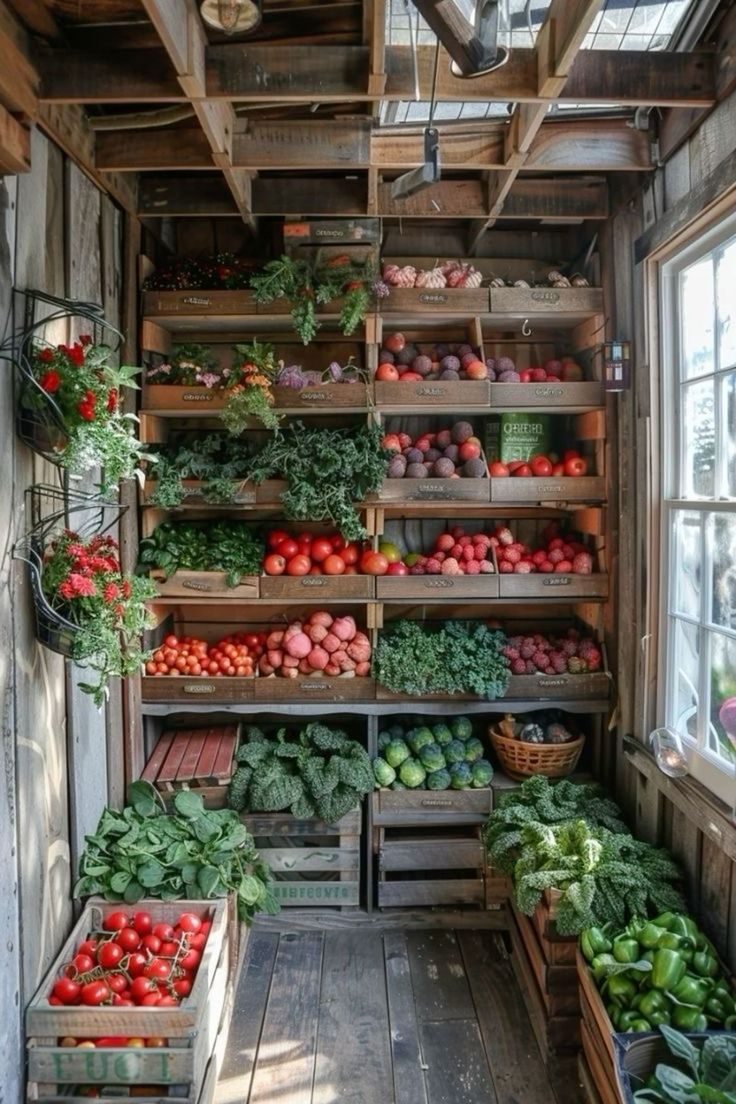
[382,264,417,288]
[513,279,530,289]
[460,268,483,289]
[415,266,447,289]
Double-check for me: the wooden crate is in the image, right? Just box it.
[374,379,490,408]
[242,809,361,908]
[376,572,499,600]
[489,287,604,315]
[141,674,256,703]
[381,287,490,314]
[271,382,368,409]
[498,548,608,600]
[149,570,260,601]
[490,380,604,409]
[141,479,258,508]
[142,289,260,320]
[259,573,374,601]
[254,674,376,703]
[141,725,240,807]
[142,384,230,413]
[504,667,610,703]
[376,469,490,503]
[507,909,580,1055]
[490,475,606,503]
[580,1019,621,1104]
[283,217,380,246]
[510,900,579,1016]
[372,787,492,827]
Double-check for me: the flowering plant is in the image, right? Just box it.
[41,530,157,704]
[29,337,149,490]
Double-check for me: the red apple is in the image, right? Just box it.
[530,455,553,477]
[530,367,547,382]
[384,332,406,354]
[518,369,533,383]
[563,456,588,476]
[385,562,409,576]
[459,441,481,462]
[376,362,400,382]
[489,461,510,477]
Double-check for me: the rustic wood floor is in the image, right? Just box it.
[215,921,580,1104]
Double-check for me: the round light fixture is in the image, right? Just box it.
[200,0,262,35]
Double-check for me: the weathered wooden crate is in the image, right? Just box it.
[508,908,580,1056]
[141,725,241,807]
[141,673,256,703]
[372,787,492,827]
[26,900,230,1100]
[259,573,374,601]
[489,286,604,315]
[580,1019,621,1104]
[504,664,610,703]
[284,217,380,246]
[498,547,607,600]
[490,380,604,409]
[510,900,579,1016]
[376,572,499,600]
[254,674,376,703]
[376,467,490,503]
[149,569,260,601]
[142,289,260,321]
[490,475,606,503]
[142,383,229,413]
[242,809,361,908]
[381,287,490,314]
[271,381,368,409]
[374,378,490,407]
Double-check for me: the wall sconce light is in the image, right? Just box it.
[200,0,262,35]
[649,727,689,778]
[603,340,631,392]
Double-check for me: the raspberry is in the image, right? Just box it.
[459,535,472,547]
[555,560,573,573]
[451,544,463,559]
[504,646,520,660]
[504,548,521,565]
[436,533,455,553]
[514,561,533,574]
[473,533,491,547]
[526,660,537,674]
[464,560,481,575]
[409,564,425,575]
[512,658,527,675]
[573,552,593,575]
[568,656,584,674]
[562,640,577,657]
[562,544,575,559]
[532,550,547,566]
[479,560,494,574]
[539,560,554,573]
[462,546,475,563]
[548,537,564,551]
[435,551,446,563]
[425,558,442,574]
[520,642,535,659]
[499,561,514,574]
[532,651,548,669]
[441,557,462,576]
[548,548,565,565]
[496,527,514,546]
[474,544,487,561]
[552,656,567,673]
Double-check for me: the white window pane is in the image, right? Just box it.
[681,256,715,379]
[723,372,736,498]
[708,631,736,764]
[717,238,736,370]
[681,378,715,497]
[669,618,700,743]
[672,511,701,618]
[712,513,736,632]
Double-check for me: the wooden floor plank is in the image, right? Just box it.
[248,931,324,1104]
[384,932,429,1104]
[313,930,395,1104]
[419,1020,497,1104]
[214,932,279,1104]
[407,930,476,1022]
[458,930,553,1104]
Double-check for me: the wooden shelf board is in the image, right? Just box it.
[140,698,611,717]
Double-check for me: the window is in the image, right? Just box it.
[659,214,736,806]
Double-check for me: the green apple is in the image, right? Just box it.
[404,552,422,566]
[379,541,401,564]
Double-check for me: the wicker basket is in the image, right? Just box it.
[489,724,584,780]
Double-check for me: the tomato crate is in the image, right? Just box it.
[141,725,241,808]
[242,809,361,908]
[149,570,260,601]
[375,572,499,600]
[259,573,374,601]
[490,475,606,504]
[26,900,230,1100]
[141,674,256,704]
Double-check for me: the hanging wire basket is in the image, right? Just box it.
[13,484,127,658]
[0,289,124,466]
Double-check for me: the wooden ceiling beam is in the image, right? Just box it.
[0,100,30,172]
[405,0,486,77]
[139,175,238,216]
[234,119,372,169]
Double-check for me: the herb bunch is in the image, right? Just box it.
[145,435,255,508]
[75,781,279,925]
[139,520,264,587]
[250,255,375,344]
[373,620,511,700]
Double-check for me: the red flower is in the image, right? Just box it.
[79,334,92,346]
[114,603,125,619]
[59,573,96,599]
[65,343,85,367]
[121,580,132,599]
[77,402,95,422]
[107,388,118,414]
[103,582,120,604]
[40,370,61,393]
[38,348,54,364]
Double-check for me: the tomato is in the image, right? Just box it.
[164,634,179,648]
[95,1037,128,1048]
[140,993,162,1007]
[142,934,162,955]
[179,948,201,971]
[48,997,63,1005]
[310,538,333,563]
[529,455,553,477]
[69,953,95,975]
[130,977,158,1003]
[562,448,581,461]
[563,456,588,476]
[115,928,141,953]
[157,995,179,1007]
[263,553,286,576]
[359,550,389,576]
[176,913,202,934]
[186,932,206,951]
[267,529,290,550]
[322,554,346,576]
[159,941,178,957]
[52,978,81,1005]
[339,542,359,566]
[112,996,134,1006]
[144,958,172,981]
[78,939,99,958]
[173,978,192,998]
[126,1038,146,1048]
[147,1037,167,1048]
[126,953,147,978]
[330,535,346,551]
[489,461,510,477]
[276,538,298,560]
[105,974,127,995]
[152,922,175,942]
[510,463,532,477]
[285,554,311,577]
[81,981,111,1006]
[103,910,129,932]
[551,462,565,476]
[200,921,211,936]
[98,942,124,970]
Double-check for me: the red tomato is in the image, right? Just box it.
[552,462,565,476]
[112,996,134,1006]
[159,941,178,957]
[310,538,333,563]
[152,922,175,942]
[562,449,581,461]
[330,535,347,551]
[103,911,130,932]
[173,978,192,998]
[359,550,389,576]
[52,978,81,1005]
[200,921,211,936]
[530,455,553,477]
[339,543,359,565]
[267,529,290,550]
[276,538,298,560]
[127,953,147,978]
[156,995,178,1007]
[81,981,111,1006]
[179,948,201,971]
[563,456,588,476]
[130,977,158,1003]
[511,463,533,477]
[141,992,162,1007]
[115,928,141,953]
[263,553,286,576]
[285,554,311,577]
[144,959,172,981]
[489,461,510,477]
[322,554,346,576]
[98,942,125,970]
[69,953,95,975]
[78,939,99,958]
[186,932,207,951]
[142,935,162,955]
[107,974,128,995]
[176,913,202,934]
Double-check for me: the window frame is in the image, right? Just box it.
[657,210,736,806]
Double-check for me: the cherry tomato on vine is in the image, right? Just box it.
[132,911,153,936]
[106,974,128,995]
[179,949,201,972]
[126,953,147,978]
[81,981,111,1006]
[152,922,175,942]
[103,911,130,932]
[173,978,192,999]
[159,941,178,957]
[52,978,81,1005]
[176,913,202,934]
[68,953,95,975]
[156,995,178,1007]
[186,932,206,952]
[144,959,172,981]
[130,977,158,1003]
[98,943,125,970]
[140,993,162,1007]
[78,939,99,958]
[115,928,141,953]
[142,935,161,955]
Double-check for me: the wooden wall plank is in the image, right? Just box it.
[699,835,732,956]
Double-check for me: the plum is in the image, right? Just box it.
[388,454,408,478]
[440,354,461,373]
[443,444,459,463]
[462,458,486,479]
[412,354,433,377]
[432,457,456,478]
[439,369,460,380]
[451,420,475,444]
[379,348,395,364]
[406,462,428,478]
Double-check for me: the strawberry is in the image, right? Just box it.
[425,558,442,574]
[514,561,533,574]
[511,658,527,675]
[464,560,481,575]
[573,552,593,575]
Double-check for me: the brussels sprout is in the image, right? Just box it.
[471,759,494,788]
[450,762,473,789]
[409,727,435,754]
[463,737,485,763]
[385,738,411,768]
[444,739,466,765]
[372,757,396,788]
[426,768,451,791]
[451,716,473,741]
[432,723,453,747]
[418,742,446,773]
[399,757,427,788]
[391,780,407,790]
[377,730,393,752]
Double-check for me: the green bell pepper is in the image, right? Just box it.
[705,996,731,1023]
[651,948,687,991]
[606,1004,621,1029]
[691,950,719,978]
[633,922,667,950]
[672,1005,708,1032]
[629,1019,652,1032]
[617,1011,645,1031]
[666,914,699,941]
[635,990,668,1019]
[670,974,712,1007]
[591,953,618,982]
[613,936,641,964]
[648,1009,671,1027]
[605,974,638,1006]
[656,931,692,952]
[581,926,612,963]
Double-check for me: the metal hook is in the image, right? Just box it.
[522,318,532,337]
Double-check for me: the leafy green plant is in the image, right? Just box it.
[74,781,279,924]
[228,722,374,824]
[146,344,219,386]
[245,421,389,540]
[145,434,255,508]
[483,775,627,874]
[512,819,684,935]
[250,255,375,344]
[139,520,264,586]
[634,1026,736,1103]
[372,620,511,699]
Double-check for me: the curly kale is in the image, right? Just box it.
[373,620,510,699]
[228,766,253,811]
[483,775,627,874]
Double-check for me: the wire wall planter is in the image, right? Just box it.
[13,484,127,658]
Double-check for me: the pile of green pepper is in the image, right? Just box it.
[581,912,736,1033]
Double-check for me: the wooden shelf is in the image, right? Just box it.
[140,698,611,718]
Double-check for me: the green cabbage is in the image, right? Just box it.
[431,723,453,747]
[399,757,427,788]
[450,762,473,789]
[385,738,411,768]
[445,739,466,765]
[373,757,396,788]
[418,742,446,772]
[409,727,434,754]
[377,730,393,752]
[451,716,473,741]
[464,737,485,763]
[471,759,494,787]
[426,768,451,791]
